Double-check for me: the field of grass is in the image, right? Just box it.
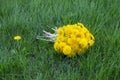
[0,0,120,80]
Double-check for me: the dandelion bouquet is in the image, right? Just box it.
[37,23,95,57]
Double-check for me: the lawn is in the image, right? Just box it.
[0,0,120,80]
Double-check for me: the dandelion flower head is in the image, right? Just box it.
[14,35,21,40]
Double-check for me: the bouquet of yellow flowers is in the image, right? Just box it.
[37,23,95,57]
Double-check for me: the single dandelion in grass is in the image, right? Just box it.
[14,35,21,40]
[37,23,95,57]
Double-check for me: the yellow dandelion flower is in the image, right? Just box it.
[63,45,72,56]
[56,36,66,42]
[70,34,76,39]
[54,42,59,51]
[67,38,77,45]
[59,42,66,52]
[78,38,88,49]
[57,27,64,36]
[77,23,84,28]
[75,32,84,38]
[82,27,89,33]
[89,33,95,40]
[71,44,79,53]
[14,36,21,40]
[88,40,95,46]
[63,25,73,37]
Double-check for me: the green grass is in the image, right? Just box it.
[0,0,120,80]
